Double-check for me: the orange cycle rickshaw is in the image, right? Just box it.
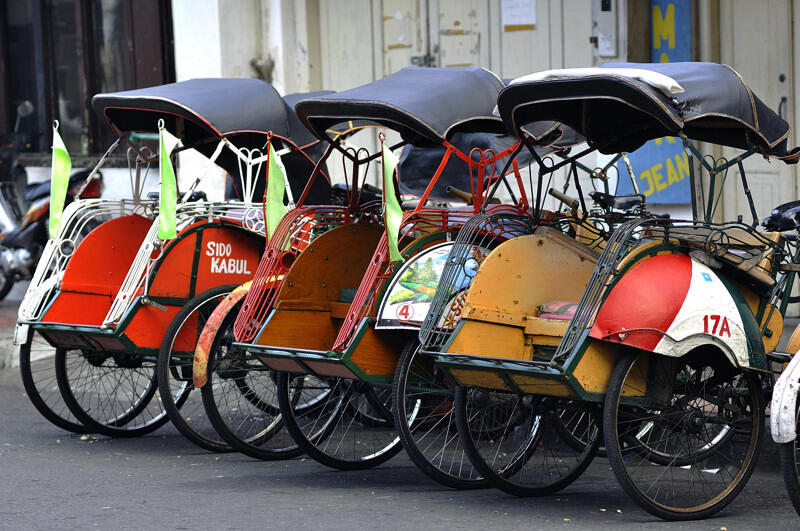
[216,67,568,477]
[17,79,329,441]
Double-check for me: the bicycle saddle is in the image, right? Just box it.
[589,191,644,212]
[762,200,800,231]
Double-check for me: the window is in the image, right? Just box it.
[0,0,174,160]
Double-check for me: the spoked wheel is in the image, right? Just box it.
[56,348,169,437]
[157,285,236,452]
[19,330,88,433]
[454,388,600,497]
[604,351,763,521]
[201,300,302,460]
[277,372,402,470]
[779,401,800,516]
[392,340,487,489]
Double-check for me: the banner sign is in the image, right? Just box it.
[616,0,691,203]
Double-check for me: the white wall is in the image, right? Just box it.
[171,0,223,80]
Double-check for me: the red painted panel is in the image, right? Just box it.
[59,214,152,296]
[194,227,261,294]
[41,292,114,326]
[123,303,181,350]
[148,231,198,299]
[589,253,692,351]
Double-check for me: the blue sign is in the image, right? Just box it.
[651,0,691,63]
[616,138,692,201]
[616,0,691,203]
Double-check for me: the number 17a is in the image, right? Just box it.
[703,314,731,337]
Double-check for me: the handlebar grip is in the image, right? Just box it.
[446,186,473,205]
[548,188,579,210]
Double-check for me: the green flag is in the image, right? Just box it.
[266,141,288,240]
[158,124,180,240]
[381,140,404,262]
[49,123,72,238]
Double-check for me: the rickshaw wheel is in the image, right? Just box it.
[277,372,402,470]
[200,299,303,460]
[455,388,600,497]
[603,351,763,521]
[157,285,236,452]
[392,340,488,489]
[19,331,88,433]
[55,348,168,437]
[779,401,800,516]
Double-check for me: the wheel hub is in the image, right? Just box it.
[682,409,707,434]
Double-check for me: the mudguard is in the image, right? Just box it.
[772,350,800,443]
[590,253,759,368]
[193,281,251,388]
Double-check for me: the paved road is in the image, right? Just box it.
[0,283,798,530]
[0,368,797,530]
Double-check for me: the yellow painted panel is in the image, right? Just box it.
[786,322,800,356]
[524,316,570,337]
[621,354,648,398]
[464,228,597,320]
[449,369,508,391]
[571,341,620,394]
[763,307,783,354]
[349,328,402,376]
[463,305,526,327]
[446,320,527,360]
[509,375,572,397]
[731,282,783,355]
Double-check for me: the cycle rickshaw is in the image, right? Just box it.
[415,62,800,520]
[208,66,560,477]
[17,78,329,442]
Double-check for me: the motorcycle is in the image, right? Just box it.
[0,100,104,300]
[0,169,103,301]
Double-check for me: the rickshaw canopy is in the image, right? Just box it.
[93,78,317,143]
[92,79,331,203]
[498,62,798,159]
[295,66,507,146]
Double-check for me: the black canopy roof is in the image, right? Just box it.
[497,62,798,159]
[92,79,331,203]
[92,78,303,140]
[295,66,506,146]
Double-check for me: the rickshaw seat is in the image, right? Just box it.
[524,316,571,346]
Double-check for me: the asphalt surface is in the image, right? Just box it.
[0,285,798,530]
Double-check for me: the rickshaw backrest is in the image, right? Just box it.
[466,226,598,322]
[59,214,152,296]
